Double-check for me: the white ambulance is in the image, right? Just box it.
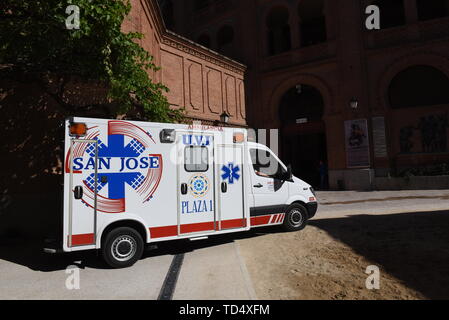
[49,117,318,268]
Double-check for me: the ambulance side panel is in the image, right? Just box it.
[63,118,178,251]
[63,117,251,252]
[92,121,180,245]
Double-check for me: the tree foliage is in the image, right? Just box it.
[0,0,182,122]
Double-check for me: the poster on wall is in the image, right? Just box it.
[345,119,371,168]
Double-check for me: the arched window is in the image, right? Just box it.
[217,25,234,56]
[197,34,212,49]
[266,7,291,56]
[417,0,449,21]
[389,66,449,109]
[298,0,327,47]
[372,0,405,29]
[279,85,324,124]
[194,0,209,11]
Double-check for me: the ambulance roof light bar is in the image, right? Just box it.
[233,132,245,143]
[160,129,175,143]
[69,121,87,137]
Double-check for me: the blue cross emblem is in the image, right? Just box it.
[84,135,146,200]
[221,163,240,184]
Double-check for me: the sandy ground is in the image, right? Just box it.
[1,190,448,300]
[237,190,449,300]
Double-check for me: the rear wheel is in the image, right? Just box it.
[282,203,308,232]
[102,227,144,269]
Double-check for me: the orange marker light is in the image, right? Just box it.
[69,123,87,136]
[233,133,245,143]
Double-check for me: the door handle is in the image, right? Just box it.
[181,183,188,195]
[221,182,228,193]
[74,186,83,200]
[253,183,263,188]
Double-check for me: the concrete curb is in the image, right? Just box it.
[234,242,257,300]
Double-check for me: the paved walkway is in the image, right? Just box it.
[0,238,256,300]
[173,242,256,300]
[315,190,449,219]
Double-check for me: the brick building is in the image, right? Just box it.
[160,0,449,190]
[126,0,247,127]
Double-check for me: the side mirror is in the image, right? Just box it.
[285,165,293,181]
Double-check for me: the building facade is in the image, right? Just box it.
[160,0,449,190]
[126,0,247,127]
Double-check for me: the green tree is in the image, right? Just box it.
[0,0,182,122]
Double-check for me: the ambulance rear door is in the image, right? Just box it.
[176,132,216,235]
[64,135,99,250]
[216,143,247,231]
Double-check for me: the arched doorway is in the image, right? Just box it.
[279,84,328,189]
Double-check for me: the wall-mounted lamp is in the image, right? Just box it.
[350,97,359,110]
[220,111,231,124]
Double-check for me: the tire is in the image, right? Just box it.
[282,203,308,232]
[102,227,144,269]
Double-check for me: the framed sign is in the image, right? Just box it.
[345,119,371,168]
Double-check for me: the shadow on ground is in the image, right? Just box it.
[0,227,278,272]
[3,210,448,300]
[309,210,449,300]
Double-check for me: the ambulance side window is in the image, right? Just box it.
[250,148,285,179]
[185,146,209,172]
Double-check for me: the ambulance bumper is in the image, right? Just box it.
[306,202,318,219]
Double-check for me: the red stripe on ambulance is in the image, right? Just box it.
[250,213,286,227]
[181,222,215,234]
[279,213,285,223]
[150,226,178,238]
[221,218,247,230]
[250,215,272,226]
[275,214,282,224]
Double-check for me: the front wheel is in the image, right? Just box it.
[282,204,308,232]
[102,227,144,269]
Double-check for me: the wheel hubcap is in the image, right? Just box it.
[290,209,304,227]
[111,236,137,262]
